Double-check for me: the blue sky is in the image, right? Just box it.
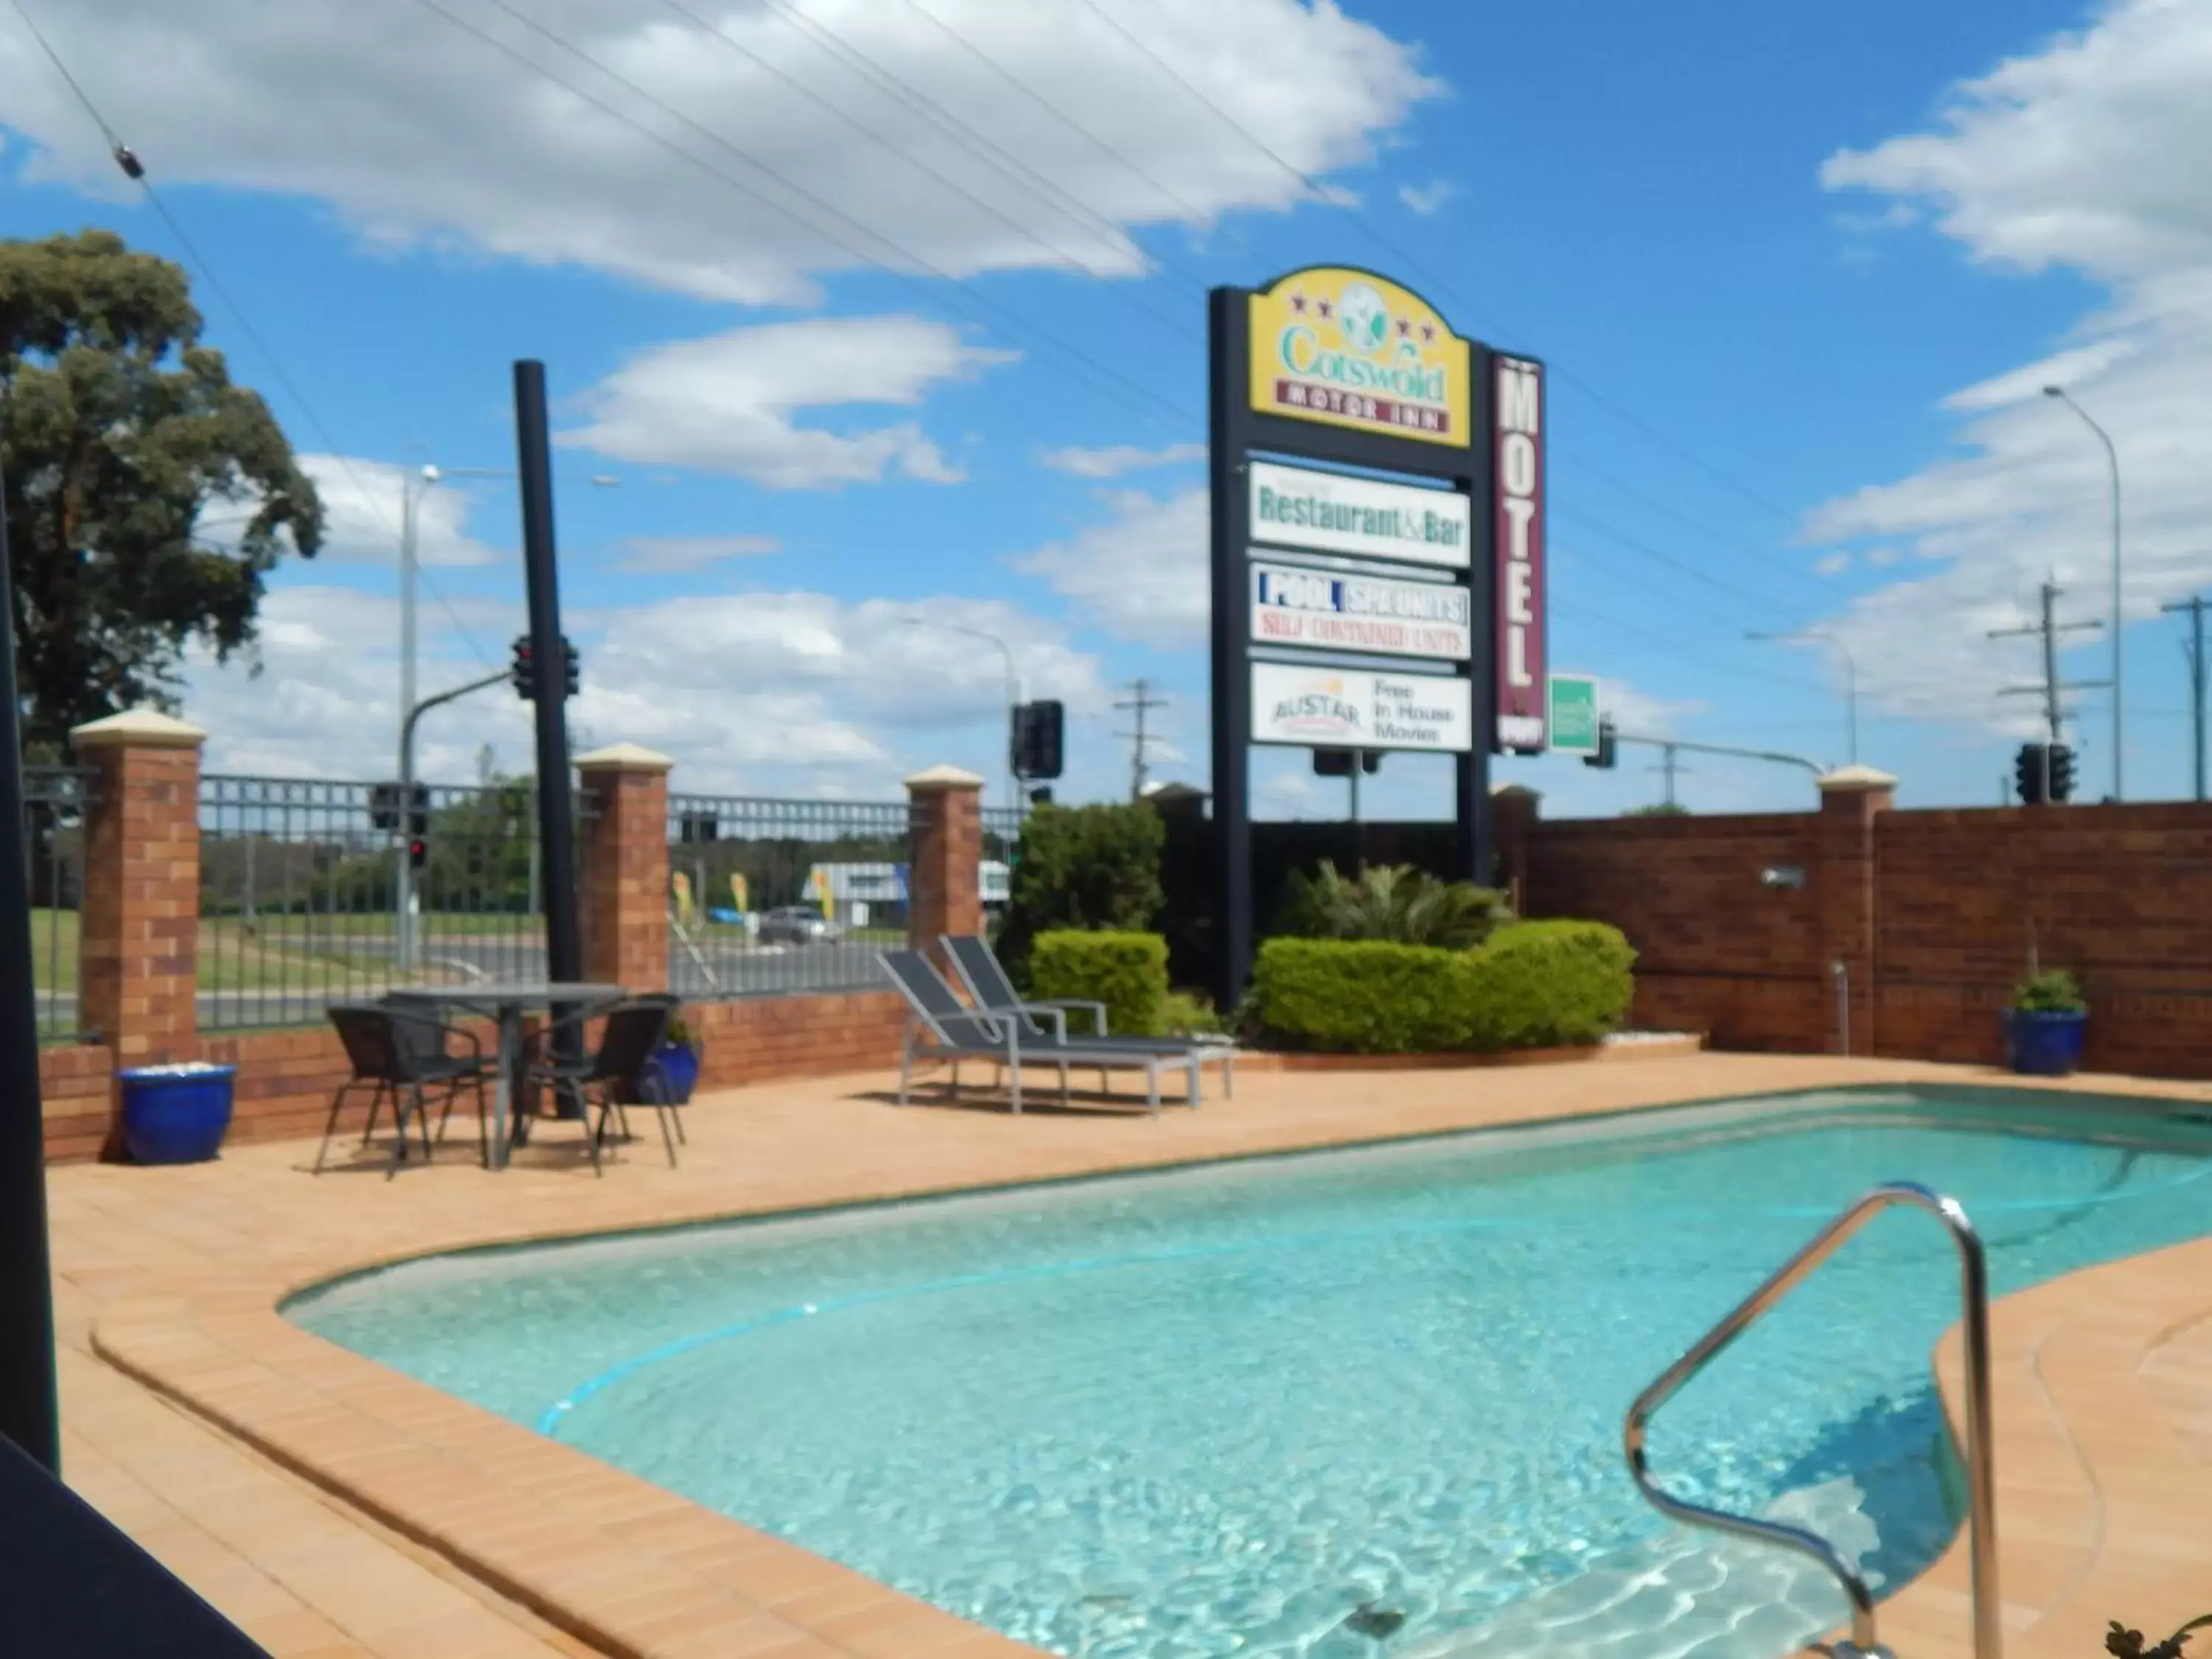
[4,0,2206,818]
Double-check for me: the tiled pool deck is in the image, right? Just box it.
[48,1052,2212,1658]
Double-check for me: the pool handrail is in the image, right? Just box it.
[1622,1180,1999,1659]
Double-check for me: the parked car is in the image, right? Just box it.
[758,905,843,946]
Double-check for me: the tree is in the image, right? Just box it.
[0,230,324,746]
[997,801,1166,981]
[1623,802,1691,818]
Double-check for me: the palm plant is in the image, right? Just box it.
[1283,861,1512,950]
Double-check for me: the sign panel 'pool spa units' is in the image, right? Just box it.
[1208,265,1548,1006]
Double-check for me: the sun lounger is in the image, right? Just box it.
[879,949,1199,1116]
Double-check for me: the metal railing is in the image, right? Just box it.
[666,794,915,999]
[1624,1182,2000,1659]
[198,774,585,1031]
[24,767,91,1043]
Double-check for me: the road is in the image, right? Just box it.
[36,936,893,1037]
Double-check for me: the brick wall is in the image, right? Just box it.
[1523,811,1828,1052]
[39,1045,114,1164]
[1518,792,2212,1079]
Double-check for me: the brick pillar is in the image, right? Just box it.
[574,743,673,992]
[1816,764,1896,1057]
[1491,784,1541,911]
[905,765,985,964]
[72,709,205,1130]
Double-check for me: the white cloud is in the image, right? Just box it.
[557,316,1012,488]
[1015,486,1207,645]
[1804,0,2212,742]
[613,533,781,573]
[185,581,1111,794]
[1398,178,1454,215]
[0,0,1439,305]
[1814,550,1851,577]
[1599,679,1703,741]
[195,454,503,568]
[1037,442,1206,479]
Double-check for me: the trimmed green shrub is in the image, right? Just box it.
[1248,921,1636,1054]
[1459,920,1637,1051]
[998,803,1165,982]
[1031,930,1169,1038]
[1161,990,1225,1037]
[1282,860,1512,949]
[1248,938,1471,1054]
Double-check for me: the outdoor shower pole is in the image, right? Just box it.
[0,472,60,1474]
[513,363,583,1063]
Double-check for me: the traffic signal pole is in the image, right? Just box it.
[1992,580,2105,805]
[513,363,584,1043]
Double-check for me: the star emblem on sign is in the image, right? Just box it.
[1315,299,1333,319]
[1289,293,1307,313]
[1420,323,1436,343]
[1397,317,1413,338]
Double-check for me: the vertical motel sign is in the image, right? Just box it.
[1209,266,1547,1009]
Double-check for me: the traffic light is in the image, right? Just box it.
[1584,718,1618,770]
[2048,742,2076,804]
[510,635,535,700]
[369,782,401,831]
[1312,749,1382,777]
[1012,700,1065,780]
[2015,741,2048,805]
[562,634,581,698]
[1029,786,1054,806]
[406,784,429,840]
[408,838,428,870]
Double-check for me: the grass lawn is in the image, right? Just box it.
[29,908,554,994]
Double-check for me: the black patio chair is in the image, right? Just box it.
[521,994,683,1173]
[315,1000,491,1178]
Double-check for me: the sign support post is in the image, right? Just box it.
[1208,288,1254,1015]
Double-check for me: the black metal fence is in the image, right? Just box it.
[24,767,91,1043]
[197,774,580,1031]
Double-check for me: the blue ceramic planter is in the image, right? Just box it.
[118,1062,237,1164]
[653,1041,700,1104]
[2005,1009,2087,1077]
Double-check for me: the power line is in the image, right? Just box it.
[742,0,1221,308]
[4,0,497,667]
[1553,502,1809,626]
[421,0,1198,431]
[641,0,1203,342]
[1072,0,1817,540]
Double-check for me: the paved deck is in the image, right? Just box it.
[46,1052,2212,1658]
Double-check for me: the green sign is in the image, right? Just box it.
[1548,673,1601,756]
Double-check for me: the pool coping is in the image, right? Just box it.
[83,1057,2212,1659]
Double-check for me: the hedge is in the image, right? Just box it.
[1029,930,1169,1039]
[1248,921,1636,1054]
[1245,938,1471,1054]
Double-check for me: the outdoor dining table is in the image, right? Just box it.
[385,981,625,1170]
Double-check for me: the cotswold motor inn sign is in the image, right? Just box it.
[1207,262,1549,1004]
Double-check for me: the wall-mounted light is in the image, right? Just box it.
[1760,866,1806,889]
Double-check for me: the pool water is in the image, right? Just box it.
[291,1087,2212,1658]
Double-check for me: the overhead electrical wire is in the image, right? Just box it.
[415,0,1200,431]
[637,0,1206,343]
[3,0,498,667]
[1069,0,1827,560]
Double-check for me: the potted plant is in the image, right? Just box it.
[653,1013,702,1104]
[2107,1613,2212,1656]
[2004,969,2087,1077]
[116,1061,238,1164]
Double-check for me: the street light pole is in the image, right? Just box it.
[1748,630,1860,765]
[902,617,1021,819]
[2044,386,2123,799]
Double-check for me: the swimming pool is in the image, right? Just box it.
[290,1085,2212,1658]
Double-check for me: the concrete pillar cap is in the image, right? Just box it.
[904,764,987,791]
[1490,782,1541,800]
[69,707,206,749]
[1817,763,1898,794]
[574,742,674,773]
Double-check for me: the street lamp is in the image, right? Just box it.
[901,616,1020,819]
[1748,629,1860,765]
[394,464,617,974]
[2042,385,2123,800]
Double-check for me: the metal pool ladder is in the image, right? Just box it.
[1622,1182,2001,1659]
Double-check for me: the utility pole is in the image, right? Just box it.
[1654,742,1686,808]
[1115,678,1169,801]
[1992,578,2106,802]
[2164,594,2208,801]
